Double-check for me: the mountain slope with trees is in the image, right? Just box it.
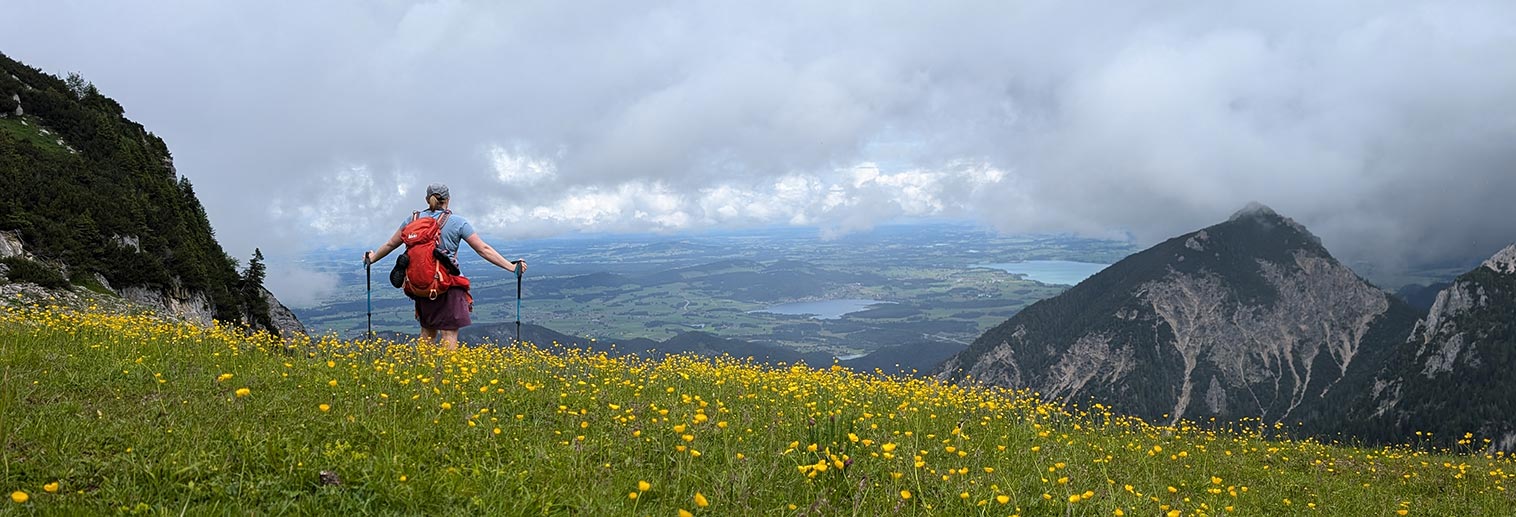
[0,51,297,336]
[1341,244,1516,448]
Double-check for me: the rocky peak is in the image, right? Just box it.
[1483,244,1516,275]
[1228,201,1281,221]
[1223,202,1322,249]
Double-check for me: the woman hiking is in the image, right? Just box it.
[364,184,526,350]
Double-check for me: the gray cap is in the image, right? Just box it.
[425,183,450,200]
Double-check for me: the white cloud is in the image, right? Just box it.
[4,0,1515,277]
[262,264,339,309]
[451,162,1018,238]
[488,143,559,185]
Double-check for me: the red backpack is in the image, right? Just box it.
[400,210,471,300]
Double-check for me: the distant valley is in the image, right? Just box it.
[294,225,1131,360]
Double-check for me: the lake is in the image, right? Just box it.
[973,260,1109,286]
[755,299,891,319]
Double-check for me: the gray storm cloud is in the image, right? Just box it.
[4,0,1516,302]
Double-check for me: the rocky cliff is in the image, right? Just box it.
[2,227,306,336]
[937,203,1419,430]
[257,287,307,339]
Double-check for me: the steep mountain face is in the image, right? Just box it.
[1344,244,1516,448]
[937,203,1419,429]
[0,52,302,336]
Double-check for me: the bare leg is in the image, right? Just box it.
[438,329,459,351]
[419,327,437,346]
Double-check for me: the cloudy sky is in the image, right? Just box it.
[5,1,1516,303]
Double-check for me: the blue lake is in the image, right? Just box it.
[755,299,891,319]
[973,260,1110,286]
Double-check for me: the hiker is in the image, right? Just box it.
[363,184,526,350]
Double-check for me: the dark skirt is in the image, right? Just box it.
[414,288,472,330]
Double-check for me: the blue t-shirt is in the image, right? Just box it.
[399,209,475,264]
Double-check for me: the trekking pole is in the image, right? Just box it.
[364,251,373,341]
[512,260,523,344]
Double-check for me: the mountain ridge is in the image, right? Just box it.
[937,203,1419,432]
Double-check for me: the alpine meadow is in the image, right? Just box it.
[6,2,1516,516]
[4,303,1515,515]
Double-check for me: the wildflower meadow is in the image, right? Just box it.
[1,304,1511,515]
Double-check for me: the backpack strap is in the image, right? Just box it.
[431,209,457,269]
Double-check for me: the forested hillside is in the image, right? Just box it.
[0,51,274,330]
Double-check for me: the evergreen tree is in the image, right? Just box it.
[64,72,93,100]
[241,248,274,334]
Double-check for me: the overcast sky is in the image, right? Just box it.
[5,1,1516,304]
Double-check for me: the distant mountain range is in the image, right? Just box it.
[460,320,963,374]
[938,203,1516,448]
[1394,281,1452,312]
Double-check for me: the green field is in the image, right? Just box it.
[3,304,1511,515]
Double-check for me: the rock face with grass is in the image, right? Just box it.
[1342,243,1516,448]
[937,203,1420,431]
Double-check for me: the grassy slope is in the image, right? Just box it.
[0,116,67,154]
[2,305,1511,515]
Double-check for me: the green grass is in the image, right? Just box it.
[2,304,1512,515]
[0,116,68,153]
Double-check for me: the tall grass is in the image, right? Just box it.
[1,304,1509,515]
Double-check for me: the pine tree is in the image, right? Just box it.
[240,248,274,335]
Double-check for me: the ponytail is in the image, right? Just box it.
[427,194,445,211]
